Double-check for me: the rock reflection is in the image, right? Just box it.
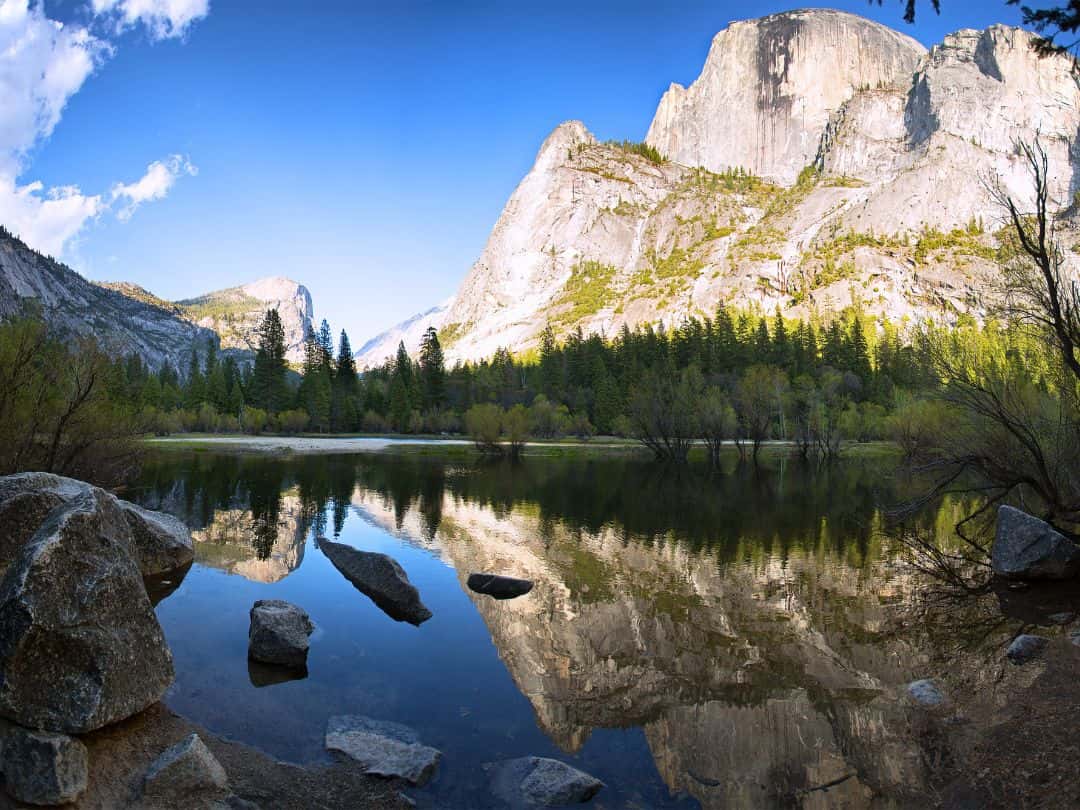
[247,659,308,688]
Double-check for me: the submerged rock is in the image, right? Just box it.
[992,506,1080,580]
[143,733,229,805]
[325,715,441,786]
[486,756,604,806]
[1,726,88,805]
[319,539,432,625]
[906,679,946,707]
[467,572,534,600]
[119,500,195,576]
[0,483,174,733]
[1006,634,1049,664]
[248,599,314,669]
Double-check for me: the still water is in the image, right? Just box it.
[130,450,955,809]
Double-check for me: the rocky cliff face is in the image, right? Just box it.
[645,9,926,185]
[431,10,1080,362]
[0,231,218,371]
[176,277,314,364]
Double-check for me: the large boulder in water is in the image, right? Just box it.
[319,539,432,625]
[992,505,1080,580]
[118,500,195,577]
[0,476,174,733]
[248,599,313,669]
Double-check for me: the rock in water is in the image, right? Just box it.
[992,505,1080,580]
[119,500,195,576]
[1,726,88,805]
[143,733,229,805]
[487,756,604,806]
[248,599,314,669]
[906,679,946,707]
[325,715,441,786]
[1006,634,1049,664]
[319,539,432,625]
[467,573,534,600]
[0,486,174,733]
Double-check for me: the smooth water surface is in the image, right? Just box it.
[131,451,953,809]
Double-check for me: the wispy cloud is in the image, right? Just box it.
[0,0,205,259]
[112,155,197,221]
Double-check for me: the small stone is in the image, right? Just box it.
[487,756,604,806]
[143,733,229,804]
[907,679,946,706]
[1069,629,1080,648]
[1,726,88,805]
[1006,634,1049,664]
[325,715,441,786]
[319,540,432,625]
[992,506,1080,580]
[1046,612,1074,625]
[248,600,314,669]
[467,573,534,600]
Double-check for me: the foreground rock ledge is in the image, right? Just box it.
[1,726,88,805]
[992,505,1080,580]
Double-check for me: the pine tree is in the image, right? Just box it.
[251,309,288,413]
[184,348,205,409]
[333,330,359,431]
[418,327,446,411]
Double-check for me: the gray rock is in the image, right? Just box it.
[992,505,1080,580]
[1006,634,1049,664]
[1070,629,1080,648]
[248,599,313,669]
[325,715,441,786]
[0,482,174,733]
[319,540,432,625]
[487,756,604,806]
[1,726,88,805]
[119,500,195,576]
[906,679,946,706]
[143,733,229,805]
[467,573,534,600]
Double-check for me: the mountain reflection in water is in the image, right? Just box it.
[132,451,969,809]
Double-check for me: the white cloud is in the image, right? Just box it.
[111,154,196,221]
[91,0,209,41]
[0,0,109,174]
[0,1,203,258]
[0,175,104,257]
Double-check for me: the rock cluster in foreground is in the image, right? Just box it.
[0,472,195,805]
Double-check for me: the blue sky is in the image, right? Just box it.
[8,0,1027,343]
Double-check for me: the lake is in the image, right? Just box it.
[129,449,959,809]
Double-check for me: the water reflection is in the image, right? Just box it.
[133,452,968,808]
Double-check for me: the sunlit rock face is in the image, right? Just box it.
[425,10,1080,363]
[185,491,309,583]
[373,489,929,807]
[645,10,926,184]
